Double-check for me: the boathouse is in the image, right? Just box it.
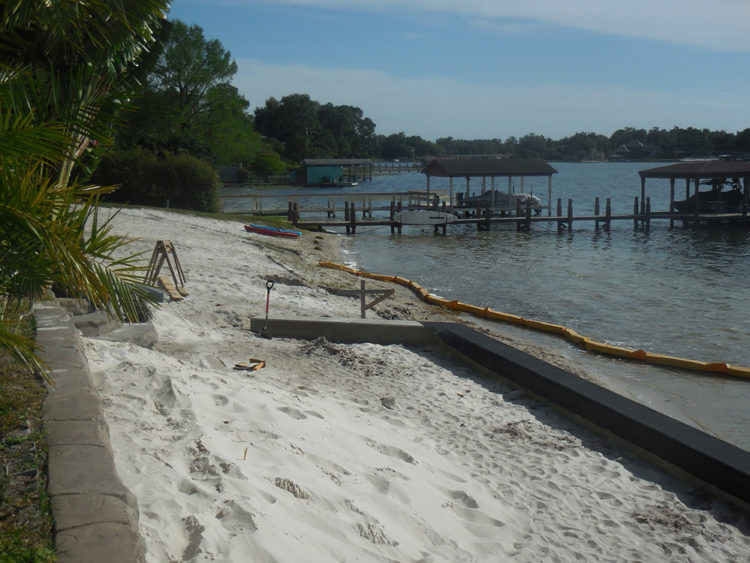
[422,158,558,215]
[292,158,374,186]
[638,160,750,220]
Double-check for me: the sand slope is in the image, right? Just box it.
[84,208,750,562]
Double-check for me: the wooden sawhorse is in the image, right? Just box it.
[144,241,188,300]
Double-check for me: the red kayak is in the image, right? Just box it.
[244,224,302,238]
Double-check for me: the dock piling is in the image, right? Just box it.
[292,203,299,226]
[605,198,612,230]
[595,197,600,231]
[567,199,573,230]
[524,202,532,231]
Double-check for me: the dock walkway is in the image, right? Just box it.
[224,189,750,234]
[295,196,750,234]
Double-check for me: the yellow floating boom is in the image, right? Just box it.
[319,261,750,380]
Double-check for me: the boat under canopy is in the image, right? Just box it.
[422,158,557,216]
[639,159,750,216]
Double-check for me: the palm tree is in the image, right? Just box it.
[0,1,171,373]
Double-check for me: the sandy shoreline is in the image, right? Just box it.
[83,208,750,562]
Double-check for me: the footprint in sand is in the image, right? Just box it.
[366,441,417,464]
[182,515,204,560]
[448,490,479,509]
[212,394,229,406]
[277,406,307,420]
[215,500,258,533]
[457,509,507,538]
[365,474,391,494]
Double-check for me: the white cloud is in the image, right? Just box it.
[229,0,750,51]
[235,59,747,139]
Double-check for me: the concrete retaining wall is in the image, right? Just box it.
[249,316,436,346]
[422,321,750,508]
[251,316,750,508]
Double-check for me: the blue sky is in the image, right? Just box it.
[167,0,750,141]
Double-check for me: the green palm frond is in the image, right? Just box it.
[0,0,170,370]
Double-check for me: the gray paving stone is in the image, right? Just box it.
[43,388,104,422]
[43,346,90,369]
[55,522,144,563]
[44,368,93,391]
[47,444,133,502]
[51,493,139,532]
[45,419,111,448]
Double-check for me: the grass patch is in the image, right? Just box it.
[0,311,55,562]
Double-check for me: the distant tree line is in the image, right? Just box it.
[105,19,750,196]
[253,97,750,161]
[376,127,750,162]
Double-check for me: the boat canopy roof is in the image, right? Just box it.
[302,159,373,166]
[423,158,557,178]
[639,161,750,180]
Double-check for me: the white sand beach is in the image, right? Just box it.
[83,208,750,562]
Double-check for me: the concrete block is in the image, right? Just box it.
[47,445,133,503]
[73,310,122,337]
[45,419,111,449]
[55,522,144,563]
[98,322,158,349]
[249,316,437,346]
[51,493,139,532]
[43,388,104,422]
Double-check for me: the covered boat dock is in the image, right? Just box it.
[422,158,558,215]
[639,160,750,226]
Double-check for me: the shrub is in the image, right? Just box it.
[92,150,221,212]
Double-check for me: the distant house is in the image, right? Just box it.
[291,159,373,186]
[609,140,653,161]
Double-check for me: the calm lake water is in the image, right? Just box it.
[225,162,750,451]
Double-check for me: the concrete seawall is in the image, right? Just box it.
[252,316,750,509]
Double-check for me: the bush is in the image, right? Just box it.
[92,150,221,212]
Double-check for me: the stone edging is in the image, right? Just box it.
[35,302,145,563]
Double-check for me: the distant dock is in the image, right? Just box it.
[222,157,750,235]
[291,195,750,234]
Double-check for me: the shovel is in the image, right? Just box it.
[261,280,274,338]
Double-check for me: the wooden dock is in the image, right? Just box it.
[221,190,446,216]
[293,196,750,234]
[224,188,750,234]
